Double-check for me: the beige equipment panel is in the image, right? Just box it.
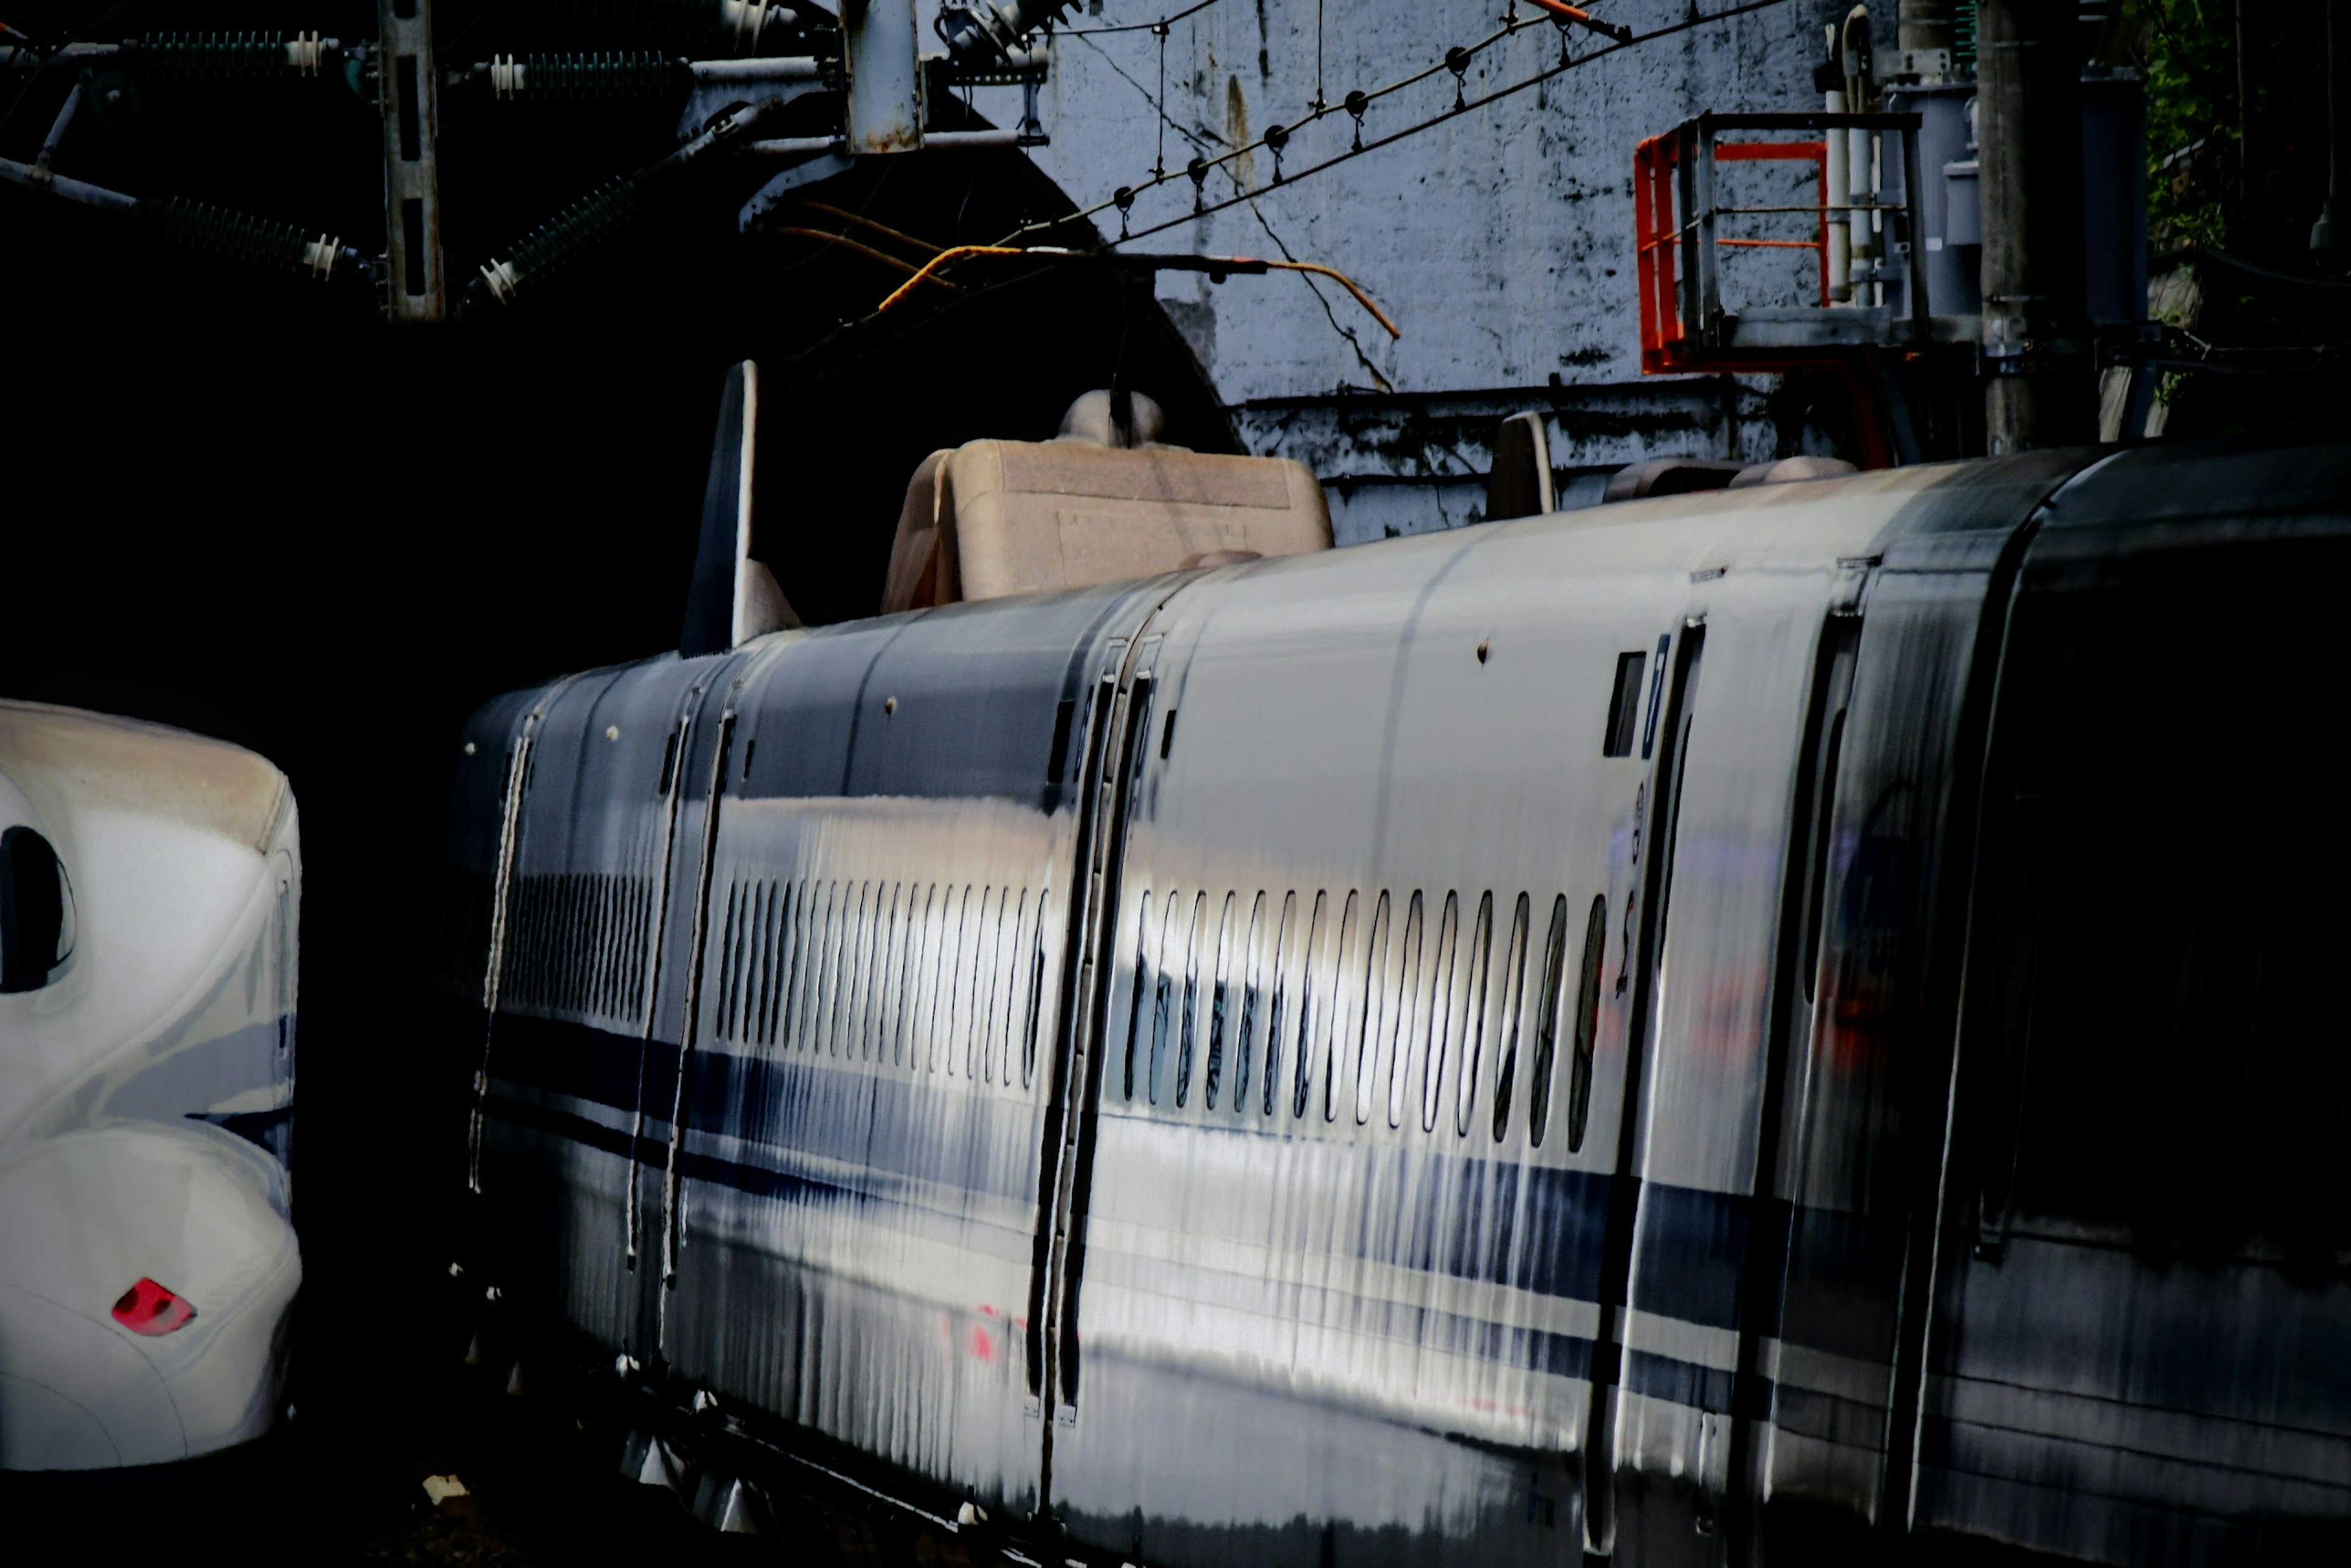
[882,440,1332,615]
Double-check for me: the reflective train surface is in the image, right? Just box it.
[1,702,302,1471]
[432,424,2351,1566]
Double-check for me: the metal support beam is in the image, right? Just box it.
[381,0,446,322]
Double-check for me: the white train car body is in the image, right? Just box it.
[0,701,301,1470]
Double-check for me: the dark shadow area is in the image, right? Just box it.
[1,4,1216,1547]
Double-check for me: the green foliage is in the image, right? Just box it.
[2136,0,2232,250]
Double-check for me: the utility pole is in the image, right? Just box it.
[1978,0,2094,452]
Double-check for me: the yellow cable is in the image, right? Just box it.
[1262,259,1402,339]
[768,227,959,284]
[873,247,1401,342]
[876,244,1027,313]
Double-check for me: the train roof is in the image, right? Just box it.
[0,700,293,854]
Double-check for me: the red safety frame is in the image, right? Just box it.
[1635,134,1829,375]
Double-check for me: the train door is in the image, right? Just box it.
[624,655,756,1371]
[1585,566,1878,1567]
[1037,622,1164,1449]
[1918,523,2351,1562]
[1581,618,1705,1559]
[463,657,729,1368]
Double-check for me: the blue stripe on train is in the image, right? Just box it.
[480,1008,1902,1410]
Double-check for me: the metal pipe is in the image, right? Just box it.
[844,0,923,154]
[1843,8,1875,303]
[0,154,141,211]
[743,134,842,156]
[745,126,1023,154]
[1826,86,1851,298]
[37,75,86,170]
[690,54,821,83]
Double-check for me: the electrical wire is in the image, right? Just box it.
[767,225,960,282]
[1004,0,1785,248]
[797,198,945,257]
[1057,0,1225,39]
[872,241,1399,336]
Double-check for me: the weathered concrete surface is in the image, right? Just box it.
[975,0,1891,517]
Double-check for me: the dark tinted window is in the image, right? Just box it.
[1527,895,1572,1146]
[1974,541,2351,1267]
[1567,896,1607,1152]
[0,826,71,993]
[1603,652,1648,757]
[1491,893,1531,1141]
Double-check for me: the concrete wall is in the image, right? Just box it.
[968,0,1892,528]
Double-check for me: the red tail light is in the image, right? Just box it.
[112,1278,197,1336]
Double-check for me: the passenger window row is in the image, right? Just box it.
[1121,885,1606,1149]
[501,871,656,1022]
[714,876,1050,1089]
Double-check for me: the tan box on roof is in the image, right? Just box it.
[881,394,1332,614]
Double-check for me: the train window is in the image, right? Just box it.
[860,883,883,1067]
[1176,892,1209,1107]
[869,883,898,1063]
[839,883,863,1058]
[741,880,767,1041]
[845,882,874,1060]
[1971,550,2351,1265]
[1205,891,1237,1108]
[910,883,943,1071]
[1161,707,1180,760]
[657,724,681,795]
[716,882,744,1038]
[1354,891,1393,1125]
[879,883,902,1061]
[1424,892,1462,1134]
[801,881,835,1053]
[1122,890,1152,1099]
[991,887,1017,1079]
[1566,896,1606,1152]
[1490,893,1532,1142]
[1527,895,1572,1146]
[1267,891,1299,1116]
[868,883,896,1060]
[790,883,818,1053]
[1146,890,1183,1105]
[1300,891,1339,1119]
[962,885,992,1078]
[1454,892,1495,1137]
[773,880,800,1048]
[1047,697,1078,786]
[1022,893,1049,1087]
[1602,652,1647,757]
[991,887,1021,1081]
[1232,891,1266,1112]
[951,885,983,1076]
[1388,892,1427,1131]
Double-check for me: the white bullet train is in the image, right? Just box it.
[433,369,2351,1564]
[0,701,301,1472]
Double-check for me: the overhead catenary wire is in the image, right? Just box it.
[871,242,1400,337]
[1003,0,1787,249]
[1056,0,1226,38]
